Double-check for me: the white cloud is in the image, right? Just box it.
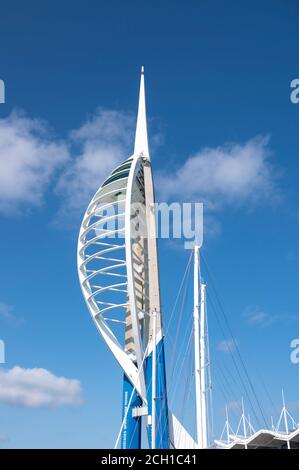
[54,109,133,225]
[0,108,133,223]
[0,108,281,232]
[0,366,83,408]
[245,307,270,326]
[286,251,298,263]
[157,136,278,209]
[217,339,237,353]
[0,302,14,320]
[244,305,299,327]
[0,301,24,326]
[0,111,69,214]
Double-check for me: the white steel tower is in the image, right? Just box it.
[77,67,169,449]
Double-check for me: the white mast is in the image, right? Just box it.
[194,245,208,449]
[200,281,207,448]
[282,389,291,449]
[194,245,203,448]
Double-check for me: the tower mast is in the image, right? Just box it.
[193,245,208,448]
[135,66,170,449]
[194,245,203,448]
[200,281,207,448]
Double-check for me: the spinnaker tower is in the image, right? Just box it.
[77,67,169,449]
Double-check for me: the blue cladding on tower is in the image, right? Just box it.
[146,338,170,449]
[121,373,142,449]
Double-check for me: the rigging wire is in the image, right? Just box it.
[213,374,239,423]
[164,250,193,342]
[167,252,193,383]
[214,363,246,422]
[207,287,264,428]
[177,336,194,445]
[121,251,193,449]
[202,253,269,429]
[157,251,195,446]
[205,299,214,444]
[255,366,278,417]
[168,317,194,402]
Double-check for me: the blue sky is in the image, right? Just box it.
[0,0,299,448]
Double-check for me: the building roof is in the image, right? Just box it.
[215,427,299,449]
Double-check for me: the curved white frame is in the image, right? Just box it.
[78,68,155,409]
[77,157,147,402]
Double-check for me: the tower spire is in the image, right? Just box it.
[134,66,150,159]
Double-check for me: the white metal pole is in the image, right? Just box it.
[200,282,207,448]
[151,309,157,449]
[271,416,274,431]
[194,245,203,448]
[241,398,248,449]
[282,389,289,433]
[282,389,290,449]
[225,406,230,443]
